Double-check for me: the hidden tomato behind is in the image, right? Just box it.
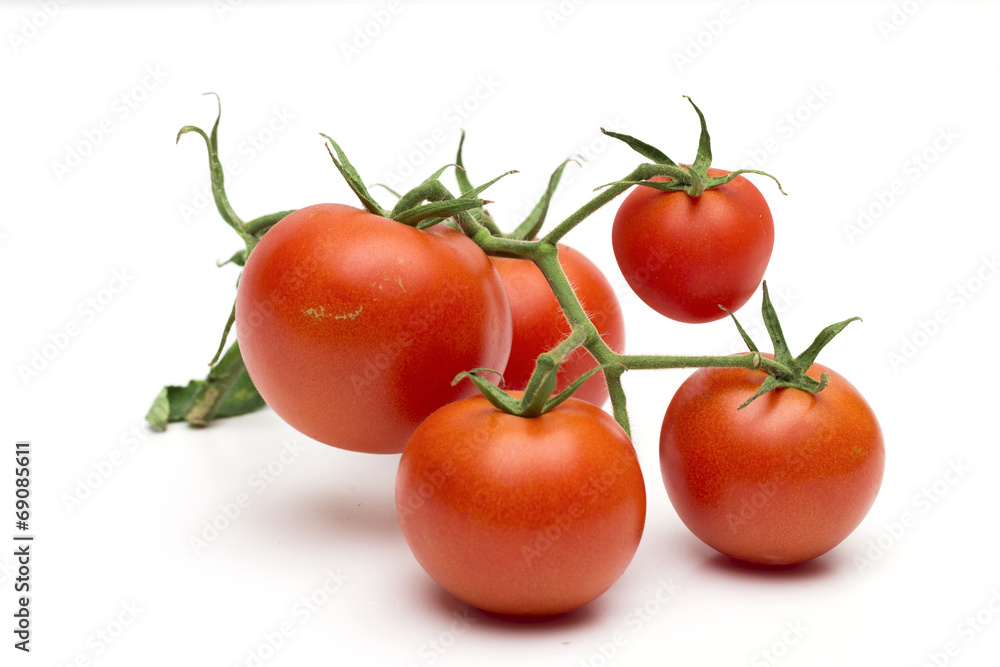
[490,244,625,406]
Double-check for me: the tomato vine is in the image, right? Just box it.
[148,94,859,439]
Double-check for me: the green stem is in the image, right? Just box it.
[685,164,705,197]
[540,163,664,245]
[517,327,588,418]
[613,352,804,385]
[245,209,297,239]
[459,195,798,433]
[603,365,631,437]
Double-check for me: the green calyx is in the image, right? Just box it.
[454,130,579,244]
[320,132,517,230]
[599,96,787,198]
[453,329,618,419]
[723,282,861,409]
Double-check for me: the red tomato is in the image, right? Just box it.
[490,244,625,405]
[396,394,646,616]
[659,359,884,565]
[612,170,774,323]
[235,203,512,455]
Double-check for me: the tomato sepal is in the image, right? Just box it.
[453,326,607,419]
[507,157,578,241]
[319,133,387,217]
[600,96,785,198]
[389,170,516,228]
[599,128,678,167]
[723,281,861,408]
[542,363,620,411]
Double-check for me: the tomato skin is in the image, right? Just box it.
[490,244,625,406]
[659,359,884,565]
[396,395,646,616]
[612,170,774,323]
[235,203,512,455]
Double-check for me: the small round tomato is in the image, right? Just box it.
[396,394,646,616]
[235,203,512,455]
[659,359,884,565]
[612,170,774,323]
[490,244,625,406]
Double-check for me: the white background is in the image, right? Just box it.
[3,1,999,666]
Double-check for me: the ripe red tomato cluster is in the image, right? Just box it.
[227,107,883,618]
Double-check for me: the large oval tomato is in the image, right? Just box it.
[235,203,512,455]
[396,394,646,616]
[490,244,625,406]
[612,170,774,323]
[659,359,884,565]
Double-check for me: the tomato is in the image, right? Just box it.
[489,244,625,406]
[612,170,774,323]
[396,394,646,616]
[659,358,884,565]
[235,203,512,455]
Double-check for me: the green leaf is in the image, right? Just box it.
[509,158,577,241]
[601,128,677,166]
[393,197,491,227]
[459,169,518,201]
[520,361,559,418]
[213,369,267,418]
[454,130,476,195]
[760,282,794,368]
[720,306,759,353]
[391,170,515,229]
[368,183,403,200]
[793,316,861,374]
[453,370,518,413]
[543,363,618,412]
[145,340,265,430]
[320,133,386,217]
[217,249,247,268]
[702,169,787,196]
[244,209,297,238]
[685,96,713,175]
[145,386,174,432]
[738,375,784,409]
[423,163,462,184]
[594,164,694,192]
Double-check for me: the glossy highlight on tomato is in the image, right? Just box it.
[490,244,625,406]
[659,359,884,565]
[612,170,774,323]
[396,394,646,616]
[235,203,512,454]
